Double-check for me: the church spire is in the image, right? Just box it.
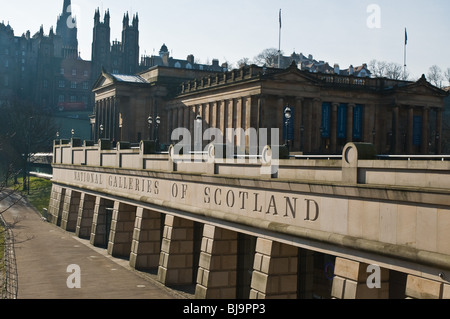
[56,0,78,55]
[62,0,71,14]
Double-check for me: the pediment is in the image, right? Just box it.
[396,75,448,97]
[92,71,115,91]
[270,65,320,84]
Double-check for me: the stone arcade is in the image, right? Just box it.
[48,140,450,299]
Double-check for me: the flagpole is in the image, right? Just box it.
[404,28,407,79]
[278,9,282,68]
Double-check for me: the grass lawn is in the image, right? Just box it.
[12,176,53,215]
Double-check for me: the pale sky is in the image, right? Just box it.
[1,0,449,82]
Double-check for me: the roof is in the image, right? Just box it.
[110,74,148,84]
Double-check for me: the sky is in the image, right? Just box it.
[1,0,450,82]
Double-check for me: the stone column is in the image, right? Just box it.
[158,215,195,286]
[48,185,65,226]
[347,104,355,143]
[393,106,400,154]
[90,197,113,247]
[405,274,450,299]
[331,257,389,299]
[129,208,162,270]
[75,193,96,239]
[196,225,238,299]
[294,97,303,152]
[61,189,81,232]
[277,97,285,146]
[422,107,429,154]
[107,201,137,258]
[250,238,298,299]
[407,106,414,154]
[436,109,442,154]
[311,98,320,153]
[331,103,339,154]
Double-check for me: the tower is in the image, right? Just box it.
[91,9,111,81]
[56,0,78,57]
[121,12,140,74]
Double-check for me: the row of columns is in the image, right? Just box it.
[48,184,450,299]
[167,96,443,155]
[166,96,259,150]
[94,97,119,142]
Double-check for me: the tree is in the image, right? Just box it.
[0,100,57,191]
[368,60,409,80]
[444,68,450,87]
[427,65,444,87]
[253,48,283,68]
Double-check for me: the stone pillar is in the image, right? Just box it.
[158,215,195,286]
[422,107,429,154]
[129,208,162,270]
[195,225,238,299]
[331,103,339,154]
[405,274,450,299]
[75,193,96,239]
[60,189,81,232]
[407,106,414,154]
[393,106,400,154]
[107,202,136,258]
[90,197,113,248]
[250,238,298,299]
[436,109,442,154]
[294,97,303,152]
[331,257,389,299]
[347,104,355,143]
[48,185,65,226]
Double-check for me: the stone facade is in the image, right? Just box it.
[48,139,450,299]
[92,62,447,155]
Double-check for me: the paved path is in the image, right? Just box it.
[0,192,190,299]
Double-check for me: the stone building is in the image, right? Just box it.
[0,0,91,113]
[92,62,445,156]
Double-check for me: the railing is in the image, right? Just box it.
[52,140,450,191]
[0,214,18,299]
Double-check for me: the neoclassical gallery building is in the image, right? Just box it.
[92,62,448,155]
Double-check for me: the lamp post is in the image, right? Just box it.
[147,116,153,140]
[284,106,292,150]
[155,116,161,150]
[300,124,305,152]
[99,125,104,139]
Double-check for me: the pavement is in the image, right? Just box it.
[0,191,192,300]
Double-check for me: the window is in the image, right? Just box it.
[60,68,65,75]
[58,95,65,103]
[59,80,65,88]
[83,82,89,90]
[72,69,77,76]
[71,81,77,89]
[84,70,88,77]
[43,80,48,88]
[70,95,76,102]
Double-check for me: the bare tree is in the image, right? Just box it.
[444,68,450,87]
[253,48,282,68]
[369,60,409,80]
[427,65,444,87]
